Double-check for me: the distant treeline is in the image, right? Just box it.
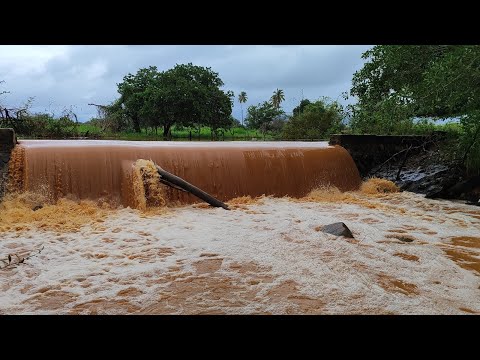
[1,46,479,173]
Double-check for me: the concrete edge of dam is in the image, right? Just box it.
[329,133,447,176]
[0,128,16,198]
[1,128,450,201]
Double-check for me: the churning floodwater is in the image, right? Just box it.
[0,140,478,314]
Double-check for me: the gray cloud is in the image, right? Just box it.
[0,45,371,121]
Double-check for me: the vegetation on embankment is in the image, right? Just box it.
[348,45,480,176]
[1,45,480,175]
[75,123,277,141]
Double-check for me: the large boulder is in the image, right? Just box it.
[322,222,354,238]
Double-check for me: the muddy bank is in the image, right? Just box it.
[330,134,480,205]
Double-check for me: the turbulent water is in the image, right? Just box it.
[7,140,361,207]
[1,140,479,314]
[0,181,479,314]
[126,159,167,211]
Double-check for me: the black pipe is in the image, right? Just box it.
[155,165,230,210]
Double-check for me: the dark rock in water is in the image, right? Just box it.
[32,205,43,211]
[466,200,480,206]
[366,141,478,202]
[427,175,480,201]
[0,152,11,164]
[403,167,452,194]
[322,222,354,238]
[328,135,476,203]
[378,163,457,197]
[448,175,480,201]
[396,236,414,243]
[424,174,463,199]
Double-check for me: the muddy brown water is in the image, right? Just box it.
[8,140,361,206]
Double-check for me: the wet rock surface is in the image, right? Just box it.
[322,222,354,238]
[365,142,479,205]
[328,133,480,204]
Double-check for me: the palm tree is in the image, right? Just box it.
[271,88,285,109]
[238,91,248,126]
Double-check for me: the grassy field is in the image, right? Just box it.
[75,124,277,141]
[18,120,461,142]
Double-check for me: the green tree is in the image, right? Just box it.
[238,91,248,126]
[117,63,233,139]
[245,101,284,140]
[92,99,131,133]
[282,98,344,140]
[204,90,235,140]
[292,99,311,116]
[271,88,285,109]
[350,45,480,172]
[117,66,159,133]
[270,116,287,134]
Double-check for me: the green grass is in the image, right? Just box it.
[76,123,103,136]
[19,121,464,142]
[73,124,277,141]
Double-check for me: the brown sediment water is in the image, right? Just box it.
[449,236,480,249]
[7,140,361,206]
[0,192,109,232]
[123,159,167,211]
[2,180,480,313]
[297,178,400,212]
[441,236,480,275]
[7,146,26,194]
[360,177,400,194]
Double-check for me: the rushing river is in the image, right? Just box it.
[0,141,478,314]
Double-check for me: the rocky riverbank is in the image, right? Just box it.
[331,134,480,206]
[372,146,479,204]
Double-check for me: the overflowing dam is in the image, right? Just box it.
[6,140,362,207]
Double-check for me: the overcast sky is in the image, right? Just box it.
[0,45,372,122]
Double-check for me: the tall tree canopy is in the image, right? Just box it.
[245,101,284,139]
[204,90,235,138]
[283,98,344,140]
[351,45,480,125]
[117,66,159,133]
[292,99,311,116]
[271,89,285,109]
[238,91,248,125]
[238,91,248,104]
[350,45,480,171]
[116,63,233,137]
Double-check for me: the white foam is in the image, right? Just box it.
[1,192,479,314]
